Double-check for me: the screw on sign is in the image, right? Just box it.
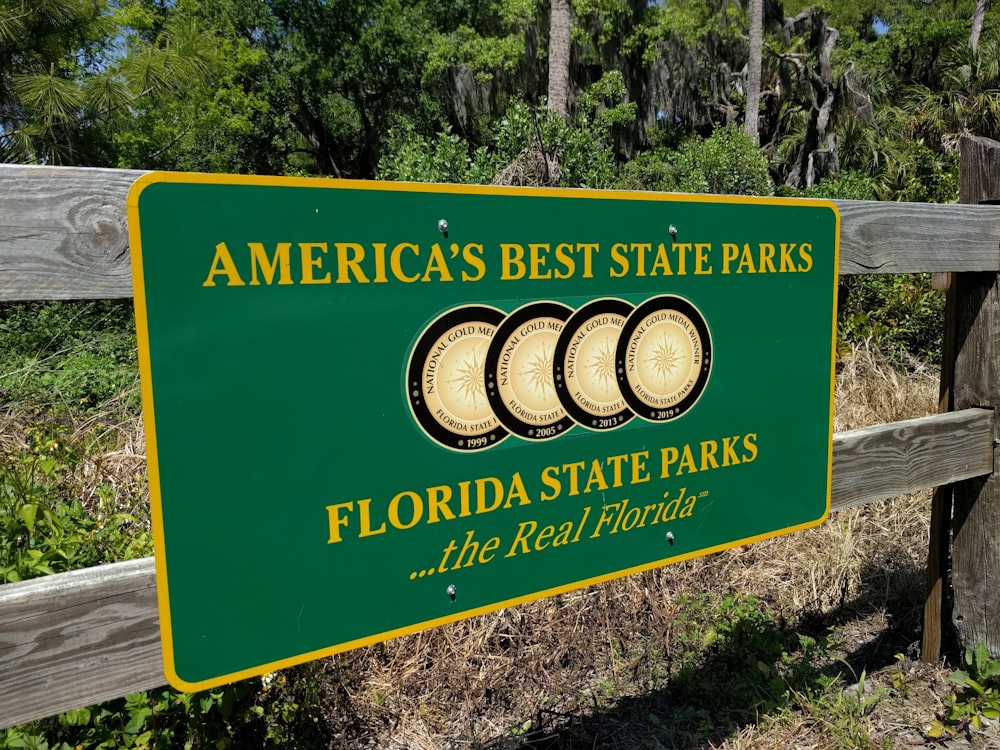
[126,174,838,691]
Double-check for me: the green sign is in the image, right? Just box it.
[127,173,839,691]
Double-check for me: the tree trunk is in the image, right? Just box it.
[782,12,841,188]
[547,0,571,116]
[745,0,763,143]
[970,0,989,51]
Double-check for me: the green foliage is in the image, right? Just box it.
[0,0,225,166]
[615,128,774,197]
[792,171,878,201]
[634,0,744,58]
[0,0,114,163]
[664,595,789,707]
[613,147,678,192]
[0,301,149,581]
[928,644,1000,738]
[112,32,285,174]
[424,25,525,85]
[572,0,634,51]
[669,593,785,694]
[0,425,151,583]
[238,0,445,178]
[837,274,944,366]
[0,0,988,204]
[575,70,637,145]
[792,666,890,749]
[379,96,621,189]
[621,592,793,742]
[879,142,958,204]
[0,301,139,411]
[885,17,968,90]
[488,95,623,188]
[628,591,897,747]
[2,666,326,749]
[673,128,774,196]
[378,125,501,185]
[783,172,945,366]
[422,0,534,86]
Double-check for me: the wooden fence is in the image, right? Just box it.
[2,136,1000,729]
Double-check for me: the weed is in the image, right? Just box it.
[829,671,888,746]
[891,653,910,698]
[0,425,149,582]
[928,643,1000,738]
[0,665,326,749]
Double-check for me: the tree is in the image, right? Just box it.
[777,10,846,187]
[745,0,763,143]
[0,0,114,164]
[903,31,1000,148]
[547,0,571,116]
[420,0,540,143]
[629,0,747,133]
[971,0,989,50]
[0,0,222,167]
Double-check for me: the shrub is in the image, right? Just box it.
[672,127,774,197]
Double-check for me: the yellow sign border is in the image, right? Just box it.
[127,172,840,692]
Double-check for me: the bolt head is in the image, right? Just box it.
[438,219,449,233]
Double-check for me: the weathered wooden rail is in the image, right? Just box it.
[2,152,1000,729]
[3,164,1000,302]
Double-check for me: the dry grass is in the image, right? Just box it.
[10,343,997,748]
[293,344,958,749]
[833,346,940,432]
[493,148,562,188]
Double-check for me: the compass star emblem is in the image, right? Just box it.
[646,334,681,385]
[448,347,486,407]
[587,336,617,393]
[520,343,554,399]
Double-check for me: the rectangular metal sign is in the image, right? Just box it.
[127,174,839,691]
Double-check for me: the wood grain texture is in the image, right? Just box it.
[922,138,975,663]
[831,409,994,511]
[836,199,1000,274]
[0,558,163,729]
[922,274,958,662]
[958,134,1000,206]
[0,165,145,301]
[951,273,1000,656]
[951,135,1000,658]
[2,164,1000,301]
[1,409,993,729]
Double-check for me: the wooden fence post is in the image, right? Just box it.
[950,134,1000,658]
[922,275,956,662]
